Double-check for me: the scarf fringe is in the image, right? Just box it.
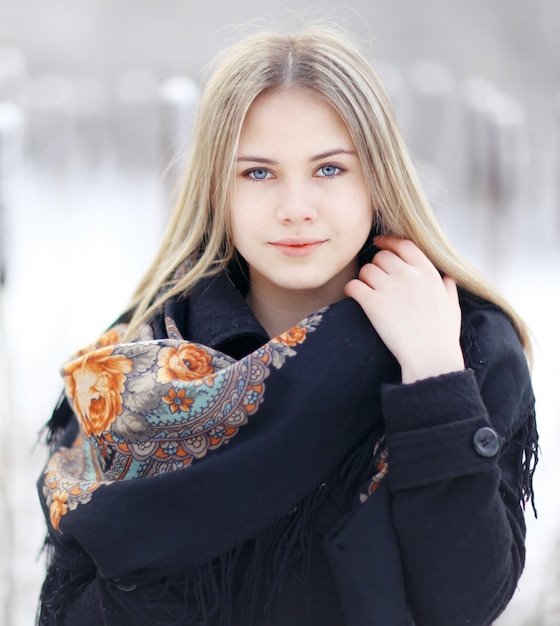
[36,542,97,625]
[504,404,539,518]
[41,394,74,451]
[128,430,383,626]
[37,429,383,626]
[459,295,539,518]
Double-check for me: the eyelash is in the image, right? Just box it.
[244,164,344,182]
[246,168,272,182]
[316,164,342,178]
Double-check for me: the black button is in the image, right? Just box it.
[473,427,500,457]
[112,579,137,592]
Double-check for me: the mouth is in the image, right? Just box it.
[269,238,327,257]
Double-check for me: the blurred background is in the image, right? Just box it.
[0,1,559,624]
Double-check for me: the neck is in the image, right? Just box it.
[247,283,347,338]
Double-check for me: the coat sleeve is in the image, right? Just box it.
[382,307,537,626]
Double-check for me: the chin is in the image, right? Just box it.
[277,278,329,292]
[278,277,345,299]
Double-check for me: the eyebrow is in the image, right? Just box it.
[236,148,357,165]
[311,148,357,162]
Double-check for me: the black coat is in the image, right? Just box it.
[37,272,537,626]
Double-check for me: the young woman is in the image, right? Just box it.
[37,26,538,626]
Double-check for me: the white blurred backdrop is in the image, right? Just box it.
[0,1,559,624]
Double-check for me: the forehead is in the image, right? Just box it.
[238,88,355,152]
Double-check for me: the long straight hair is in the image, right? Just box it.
[124,25,531,355]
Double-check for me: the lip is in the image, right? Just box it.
[269,237,327,257]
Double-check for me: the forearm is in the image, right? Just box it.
[383,370,529,626]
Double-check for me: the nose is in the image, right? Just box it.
[275,180,318,223]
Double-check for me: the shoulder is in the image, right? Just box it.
[459,290,534,436]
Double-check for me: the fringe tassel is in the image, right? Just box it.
[513,406,539,517]
[36,543,97,625]
[41,393,74,451]
[187,428,378,626]
[459,299,539,518]
[38,429,383,626]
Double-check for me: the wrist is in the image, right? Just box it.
[400,352,465,384]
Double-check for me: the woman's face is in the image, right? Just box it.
[231,88,373,306]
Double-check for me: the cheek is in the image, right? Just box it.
[339,190,373,229]
[230,204,256,253]
[343,203,374,253]
[229,193,244,243]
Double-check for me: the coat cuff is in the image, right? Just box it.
[382,369,501,490]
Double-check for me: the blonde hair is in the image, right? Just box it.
[125,25,531,355]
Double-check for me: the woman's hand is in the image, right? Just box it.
[345,235,464,384]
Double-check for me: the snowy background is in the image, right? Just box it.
[0,1,559,624]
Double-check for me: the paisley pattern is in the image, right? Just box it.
[359,440,389,503]
[42,311,324,532]
[43,436,103,530]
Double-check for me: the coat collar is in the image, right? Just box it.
[158,266,269,359]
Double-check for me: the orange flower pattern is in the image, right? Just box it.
[96,327,125,348]
[42,436,108,532]
[41,310,325,532]
[62,346,134,437]
[156,344,214,384]
[162,388,194,413]
[49,490,69,530]
[75,324,128,356]
[275,326,307,347]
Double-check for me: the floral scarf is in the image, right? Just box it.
[38,295,398,624]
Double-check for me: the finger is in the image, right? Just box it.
[442,275,459,304]
[358,262,391,288]
[373,235,431,267]
[370,249,405,275]
[344,277,376,304]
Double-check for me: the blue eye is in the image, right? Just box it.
[317,164,340,177]
[248,168,270,180]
